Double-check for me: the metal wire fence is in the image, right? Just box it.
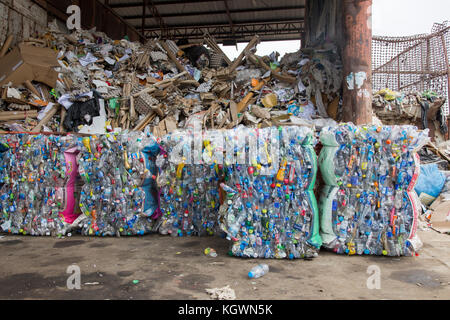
[372,22,450,114]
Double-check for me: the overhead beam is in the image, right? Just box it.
[145,21,304,42]
[121,5,306,20]
[110,0,226,8]
[143,18,305,31]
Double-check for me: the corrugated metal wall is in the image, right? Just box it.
[0,0,144,46]
[34,0,143,42]
[0,0,48,46]
[78,0,143,42]
[304,0,344,49]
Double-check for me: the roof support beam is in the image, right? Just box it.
[146,0,168,38]
[223,0,235,39]
[121,5,306,20]
[145,21,304,42]
[144,18,305,31]
[110,0,226,8]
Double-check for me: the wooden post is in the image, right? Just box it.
[342,0,373,125]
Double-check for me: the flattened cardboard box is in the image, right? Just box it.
[430,196,450,233]
[0,44,59,88]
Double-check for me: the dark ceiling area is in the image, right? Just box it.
[106,0,306,43]
[33,0,305,43]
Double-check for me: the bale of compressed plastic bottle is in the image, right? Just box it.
[318,124,430,256]
[219,126,322,259]
[156,129,223,237]
[76,131,160,236]
[0,134,80,236]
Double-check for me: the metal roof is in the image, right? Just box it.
[103,0,306,43]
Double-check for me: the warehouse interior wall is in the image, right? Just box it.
[0,0,48,46]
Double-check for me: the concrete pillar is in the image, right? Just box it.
[342,0,373,125]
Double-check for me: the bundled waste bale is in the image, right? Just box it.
[372,90,446,124]
[0,134,80,236]
[76,131,159,236]
[219,126,321,259]
[318,124,430,256]
[156,128,223,237]
[372,89,448,145]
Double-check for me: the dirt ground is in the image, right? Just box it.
[0,229,449,300]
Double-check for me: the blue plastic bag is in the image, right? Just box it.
[415,163,446,200]
[142,138,160,218]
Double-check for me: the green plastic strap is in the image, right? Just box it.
[303,145,322,249]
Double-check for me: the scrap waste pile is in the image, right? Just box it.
[373,89,448,138]
[0,24,440,259]
[0,24,340,134]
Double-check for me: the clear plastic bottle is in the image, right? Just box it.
[320,124,430,256]
[248,264,269,279]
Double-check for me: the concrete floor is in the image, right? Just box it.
[0,229,449,300]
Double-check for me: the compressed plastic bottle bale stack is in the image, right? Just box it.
[0,134,80,236]
[76,131,160,236]
[122,131,161,219]
[219,126,322,259]
[156,129,223,237]
[318,124,430,256]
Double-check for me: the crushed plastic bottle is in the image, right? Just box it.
[0,134,80,236]
[77,131,160,237]
[219,126,321,259]
[204,248,218,257]
[319,124,430,256]
[248,264,269,279]
[156,129,222,237]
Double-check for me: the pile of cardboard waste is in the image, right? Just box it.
[373,89,446,126]
[0,22,341,136]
